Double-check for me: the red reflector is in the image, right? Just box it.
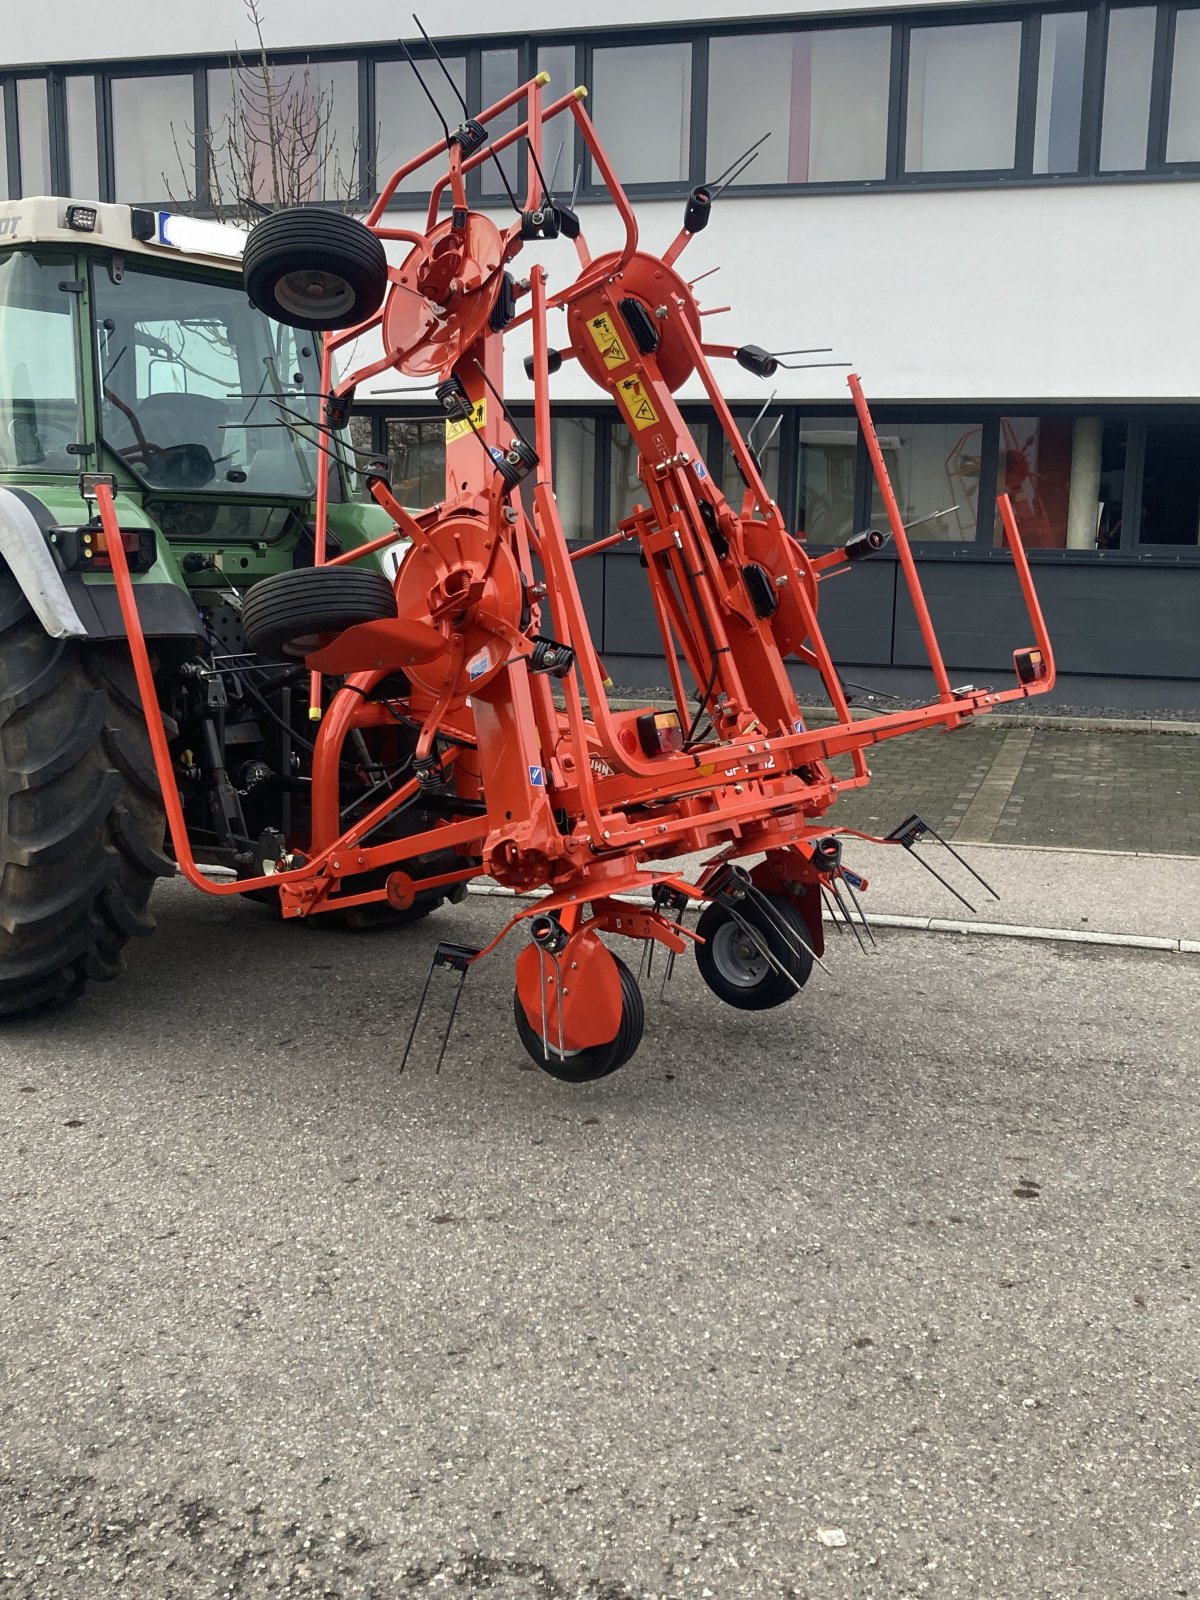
[636,710,684,757]
[1013,647,1047,685]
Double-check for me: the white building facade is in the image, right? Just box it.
[5,1,1200,695]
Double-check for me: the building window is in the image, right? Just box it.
[207,60,358,207]
[610,425,646,524]
[552,416,597,542]
[904,21,1023,173]
[386,417,445,507]
[590,42,691,184]
[375,55,466,195]
[991,416,1129,551]
[796,417,860,545]
[991,416,1076,548]
[16,79,51,196]
[111,74,195,202]
[306,61,359,199]
[1100,8,1157,170]
[1034,12,1088,174]
[1138,420,1200,544]
[0,90,8,201]
[707,28,890,186]
[65,77,100,198]
[871,420,985,540]
[479,50,521,200]
[1167,7,1200,162]
[536,44,578,187]
[720,413,782,511]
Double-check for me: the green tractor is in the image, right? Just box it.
[0,196,455,1018]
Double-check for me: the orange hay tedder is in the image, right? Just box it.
[101,57,1056,1080]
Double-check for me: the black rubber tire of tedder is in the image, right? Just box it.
[0,572,171,1019]
[241,567,398,662]
[694,890,813,1011]
[513,956,645,1082]
[243,209,389,331]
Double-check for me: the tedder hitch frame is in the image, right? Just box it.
[100,63,1056,1078]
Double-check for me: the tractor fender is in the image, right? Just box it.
[0,486,88,640]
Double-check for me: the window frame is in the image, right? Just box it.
[5,7,1200,207]
[898,13,1033,183]
[1160,2,1200,170]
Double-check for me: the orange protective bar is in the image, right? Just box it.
[367,76,537,224]
[95,483,297,898]
[94,483,444,902]
[849,373,954,704]
[996,492,1057,692]
[308,339,334,719]
[423,84,584,228]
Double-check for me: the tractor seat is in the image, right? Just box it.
[136,392,229,461]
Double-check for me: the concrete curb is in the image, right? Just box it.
[464,883,1200,956]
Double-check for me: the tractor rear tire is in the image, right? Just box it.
[0,574,170,1019]
[242,567,397,661]
[243,209,389,332]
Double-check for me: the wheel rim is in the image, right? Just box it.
[710,918,771,988]
[274,268,357,322]
[536,1036,583,1061]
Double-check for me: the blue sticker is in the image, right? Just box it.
[695,461,708,480]
[529,765,545,787]
[467,649,490,681]
[842,868,867,890]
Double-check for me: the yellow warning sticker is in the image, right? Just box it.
[587,313,630,370]
[445,398,486,444]
[617,376,660,432]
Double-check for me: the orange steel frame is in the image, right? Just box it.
[99,71,1056,1040]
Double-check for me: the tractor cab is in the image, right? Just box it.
[0,197,372,559]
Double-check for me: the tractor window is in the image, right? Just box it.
[0,251,86,474]
[92,259,322,498]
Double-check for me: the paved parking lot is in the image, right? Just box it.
[2,879,1198,1599]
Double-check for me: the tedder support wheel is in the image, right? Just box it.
[513,955,645,1082]
[0,572,170,1018]
[695,890,813,1011]
[242,567,397,661]
[243,208,389,332]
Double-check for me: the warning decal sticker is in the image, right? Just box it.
[587,313,630,370]
[445,398,486,444]
[617,376,660,432]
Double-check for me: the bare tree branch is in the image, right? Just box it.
[165,0,372,224]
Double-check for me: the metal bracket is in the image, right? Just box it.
[400,941,481,1074]
[886,813,1000,913]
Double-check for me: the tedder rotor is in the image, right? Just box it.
[99,65,1056,1081]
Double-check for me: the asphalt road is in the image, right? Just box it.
[2,879,1198,1599]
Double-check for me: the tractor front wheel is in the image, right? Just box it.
[0,574,170,1018]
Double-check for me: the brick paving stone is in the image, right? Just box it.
[826,723,1200,855]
